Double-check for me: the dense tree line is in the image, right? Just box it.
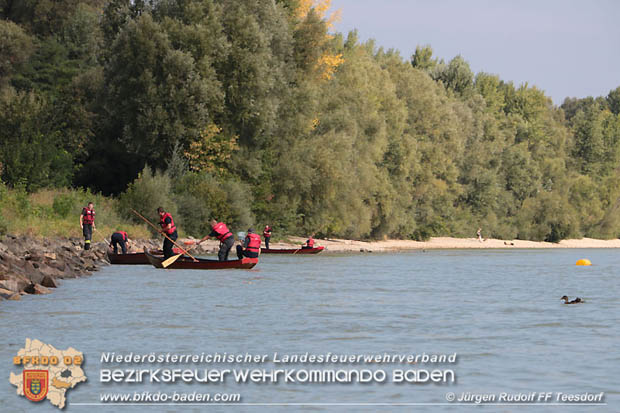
[1,0,619,241]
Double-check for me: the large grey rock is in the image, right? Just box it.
[0,277,30,293]
[37,264,64,279]
[26,270,45,285]
[44,252,57,260]
[40,275,58,288]
[0,287,14,299]
[0,252,23,269]
[45,258,66,272]
[33,284,51,294]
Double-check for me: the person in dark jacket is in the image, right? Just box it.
[263,225,272,249]
[199,219,235,261]
[302,233,315,249]
[237,228,261,259]
[80,202,95,250]
[157,207,178,259]
[110,231,131,254]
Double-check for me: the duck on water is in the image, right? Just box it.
[561,296,583,304]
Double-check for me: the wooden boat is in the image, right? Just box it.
[107,248,183,265]
[107,251,152,265]
[144,249,258,270]
[260,246,325,254]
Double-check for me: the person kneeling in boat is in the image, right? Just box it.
[302,233,315,249]
[198,219,235,261]
[110,230,131,254]
[157,207,178,259]
[237,228,261,260]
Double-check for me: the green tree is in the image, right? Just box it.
[607,86,620,115]
[411,45,437,72]
[104,13,212,166]
[0,19,34,86]
[433,55,474,96]
[118,166,178,230]
[0,88,73,190]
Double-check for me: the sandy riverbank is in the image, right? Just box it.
[189,236,620,253]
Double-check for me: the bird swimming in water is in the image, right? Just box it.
[561,296,583,304]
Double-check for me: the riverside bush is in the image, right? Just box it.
[118,166,178,233]
[52,193,74,218]
[173,172,254,237]
[0,212,7,235]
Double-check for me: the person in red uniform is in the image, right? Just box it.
[110,230,131,254]
[302,233,315,249]
[79,201,95,250]
[198,219,235,261]
[236,228,261,259]
[263,225,272,249]
[157,207,178,259]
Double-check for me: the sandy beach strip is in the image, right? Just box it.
[182,236,620,253]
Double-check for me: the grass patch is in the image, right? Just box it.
[0,184,152,239]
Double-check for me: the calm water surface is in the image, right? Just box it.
[1,249,619,412]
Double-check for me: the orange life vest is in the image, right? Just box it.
[82,207,95,225]
[263,226,271,238]
[246,233,261,253]
[212,222,232,241]
[306,237,314,247]
[116,231,128,241]
[159,212,177,235]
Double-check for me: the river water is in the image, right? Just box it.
[1,249,618,412]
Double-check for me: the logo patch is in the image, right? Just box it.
[23,370,49,402]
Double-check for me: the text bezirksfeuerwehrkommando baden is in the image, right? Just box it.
[100,352,457,365]
[99,352,457,384]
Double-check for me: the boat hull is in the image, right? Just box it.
[260,246,324,254]
[144,250,258,270]
[107,249,182,265]
[108,251,154,265]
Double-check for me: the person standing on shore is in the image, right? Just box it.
[477,227,483,242]
[110,230,131,254]
[80,202,95,250]
[263,225,272,249]
[237,228,261,259]
[198,219,235,261]
[157,207,178,259]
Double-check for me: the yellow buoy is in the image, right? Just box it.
[576,259,591,266]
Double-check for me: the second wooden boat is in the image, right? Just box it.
[260,246,325,254]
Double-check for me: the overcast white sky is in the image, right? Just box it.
[329,0,620,104]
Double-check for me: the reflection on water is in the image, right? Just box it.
[1,249,619,412]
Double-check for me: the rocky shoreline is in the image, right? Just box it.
[0,235,161,302]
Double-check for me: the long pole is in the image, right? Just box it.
[131,209,198,262]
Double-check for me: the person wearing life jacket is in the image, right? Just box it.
[198,219,235,261]
[110,230,131,254]
[263,225,272,249]
[302,233,315,249]
[237,228,261,259]
[79,202,96,250]
[157,207,178,259]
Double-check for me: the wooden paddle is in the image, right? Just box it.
[130,209,198,266]
[162,241,202,267]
